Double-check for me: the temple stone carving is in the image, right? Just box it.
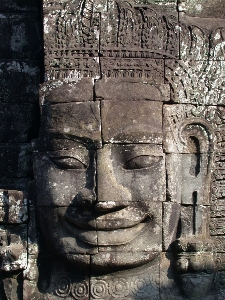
[0,0,225,299]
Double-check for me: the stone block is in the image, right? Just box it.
[98,201,162,253]
[211,184,225,202]
[0,224,27,271]
[95,78,170,101]
[166,154,182,203]
[92,251,160,274]
[96,202,162,253]
[0,16,41,59]
[210,217,225,236]
[36,207,98,255]
[11,17,41,59]
[178,0,225,19]
[211,204,225,218]
[163,104,213,205]
[2,272,23,300]
[160,253,182,299]
[163,104,216,153]
[33,147,97,206]
[215,253,225,271]
[48,273,90,300]
[0,144,32,178]
[100,59,165,83]
[0,189,27,224]
[90,257,160,299]
[96,144,165,204]
[163,202,180,250]
[180,205,210,238]
[0,0,39,12]
[40,78,94,105]
[165,60,225,105]
[0,104,39,142]
[101,100,163,143]
[213,236,225,252]
[209,27,225,61]
[40,102,101,147]
[0,19,11,58]
[30,253,90,299]
[0,61,40,103]
[0,178,30,192]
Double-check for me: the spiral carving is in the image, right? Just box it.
[71,281,89,299]
[55,275,71,297]
[108,278,129,298]
[91,280,108,298]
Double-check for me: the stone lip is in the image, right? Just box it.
[64,204,148,230]
[61,210,150,246]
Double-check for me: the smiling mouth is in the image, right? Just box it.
[61,210,150,246]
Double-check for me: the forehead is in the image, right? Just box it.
[38,79,168,149]
[40,100,163,148]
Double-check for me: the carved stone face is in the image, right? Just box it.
[34,81,166,272]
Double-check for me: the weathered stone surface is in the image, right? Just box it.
[0,178,30,193]
[39,102,101,147]
[102,100,163,143]
[97,202,162,253]
[36,207,98,255]
[2,272,23,300]
[164,105,213,206]
[95,79,170,101]
[210,217,225,236]
[165,59,225,105]
[0,61,40,103]
[213,236,225,252]
[163,202,180,250]
[178,0,225,19]
[0,0,39,12]
[32,253,90,299]
[43,0,179,81]
[174,237,216,299]
[180,205,210,238]
[0,224,27,271]
[90,257,160,299]
[97,144,165,203]
[97,201,162,253]
[0,144,32,178]
[33,147,97,206]
[40,78,94,105]
[0,190,27,224]
[100,59,165,82]
[0,16,41,59]
[160,253,182,300]
[0,104,39,142]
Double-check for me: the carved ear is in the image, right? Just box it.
[179,119,214,206]
[164,114,215,246]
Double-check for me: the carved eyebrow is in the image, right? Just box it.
[51,134,101,149]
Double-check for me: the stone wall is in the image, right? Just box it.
[0,1,42,299]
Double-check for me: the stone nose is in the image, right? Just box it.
[74,187,96,206]
[96,147,132,207]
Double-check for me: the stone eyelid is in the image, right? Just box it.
[123,155,162,170]
[49,156,87,169]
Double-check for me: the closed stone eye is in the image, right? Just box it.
[49,157,87,170]
[123,155,162,170]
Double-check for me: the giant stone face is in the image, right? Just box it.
[34,83,166,272]
[30,0,225,298]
